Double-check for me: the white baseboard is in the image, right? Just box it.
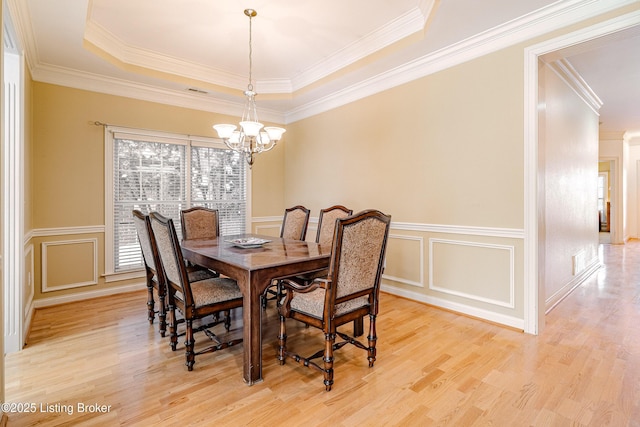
[380,283,525,330]
[545,257,602,313]
[33,282,146,309]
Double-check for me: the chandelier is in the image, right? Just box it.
[213,9,286,167]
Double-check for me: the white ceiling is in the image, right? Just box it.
[561,27,640,135]
[5,0,640,134]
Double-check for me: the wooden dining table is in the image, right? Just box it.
[181,233,331,385]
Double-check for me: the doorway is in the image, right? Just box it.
[598,161,613,244]
[524,11,640,335]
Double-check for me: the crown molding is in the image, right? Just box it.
[289,4,432,91]
[286,0,637,123]
[11,0,638,125]
[547,58,603,115]
[83,18,252,93]
[31,62,287,123]
[82,2,434,95]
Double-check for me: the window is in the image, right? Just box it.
[190,141,247,235]
[105,128,249,275]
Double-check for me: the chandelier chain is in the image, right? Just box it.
[248,12,253,91]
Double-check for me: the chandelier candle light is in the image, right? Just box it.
[213,9,286,167]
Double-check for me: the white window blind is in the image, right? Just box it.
[190,145,247,235]
[109,130,247,273]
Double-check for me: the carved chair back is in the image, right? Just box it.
[315,205,353,247]
[132,210,158,276]
[277,209,391,391]
[180,206,220,240]
[280,205,310,241]
[149,211,196,311]
[325,209,391,317]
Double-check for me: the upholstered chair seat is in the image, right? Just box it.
[289,287,369,318]
[186,267,217,282]
[186,277,242,307]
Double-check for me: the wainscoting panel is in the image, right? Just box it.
[383,234,424,287]
[429,238,515,308]
[253,224,281,237]
[42,238,98,292]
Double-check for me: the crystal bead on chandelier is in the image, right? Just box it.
[213,9,285,167]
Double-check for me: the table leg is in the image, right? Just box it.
[353,318,364,337]
[241,275,266,385]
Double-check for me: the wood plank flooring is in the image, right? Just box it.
[5,242,640,426]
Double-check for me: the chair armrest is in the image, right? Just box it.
[280,277,330,293]
[279,277,331,317]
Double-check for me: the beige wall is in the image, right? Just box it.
[23,62,34,345]
[541,63,599,311]
[28,83,285,300]
[285,46,524,227]
[31,83,285,228]
[284,45,528,327]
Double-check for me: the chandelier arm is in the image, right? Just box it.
[260,142,277,153]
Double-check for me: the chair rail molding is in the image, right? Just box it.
[31,225,105,237]
[253,216,526,239]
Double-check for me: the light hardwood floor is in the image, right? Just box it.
[5,242,640,426]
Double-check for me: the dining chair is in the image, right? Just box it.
[289,205,354,312]
[277,209,391,391]
[132,210,217,336]
[280,205,311,241]
[315,205,353,247]
[297,205,353,283]
[180,206,222,277]
[262,205,311,308]
[149,211,244,371]
[180,206,220,240]
[132,210,167,334]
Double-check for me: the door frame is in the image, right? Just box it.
[524,10,640,334]
[2,2,24,354]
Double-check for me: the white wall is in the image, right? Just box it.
[542,63,600,311]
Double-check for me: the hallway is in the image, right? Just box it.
[539,240,640,424]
